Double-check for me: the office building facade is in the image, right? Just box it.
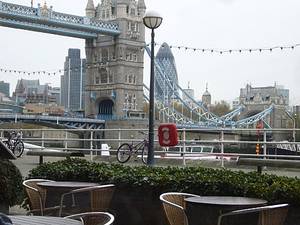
[155,43,179,102]
[13,79,57,105]
[61,49,86,112]
[0,81,9,97]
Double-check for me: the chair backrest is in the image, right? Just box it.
[90,184,115,211]
[217,203,289,225]
[22,179,54,215]
[160,192,200,225]
[258,204,289,225]
[59,184,115,216]
[65,212,115,225]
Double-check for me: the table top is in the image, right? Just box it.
[185,196,267,225]
[9,216,82,225]
[37,181,99,188]
[185,196,267,206]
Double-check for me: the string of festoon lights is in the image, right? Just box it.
[150,42,300,54]
[0,67,83,76]
[0,67,63,76]
[0,62,121,76]
[1,42,300,76]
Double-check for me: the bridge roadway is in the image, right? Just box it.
[0,114,105,129]
[0,1,120,38]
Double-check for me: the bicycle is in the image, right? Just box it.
[3,131,24,158]
[116,132,148,164]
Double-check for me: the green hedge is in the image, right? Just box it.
[28,158,300,206]
[0,159,23,206]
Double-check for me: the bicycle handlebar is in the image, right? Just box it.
[138,131,148,136]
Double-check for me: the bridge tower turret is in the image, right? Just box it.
[138,0,146,15]
[202,83,211,110]
[85,0,146,120]
[85,0,96,18]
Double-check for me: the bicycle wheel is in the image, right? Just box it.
[13,141,24,158]
[117,143,132,163]
[141,143,149,164]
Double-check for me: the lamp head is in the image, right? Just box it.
[143,10,163,29]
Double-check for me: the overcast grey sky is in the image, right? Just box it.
[0,0,300,105]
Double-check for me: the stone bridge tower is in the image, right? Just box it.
[239,84,292,141]
[84,0,146,119]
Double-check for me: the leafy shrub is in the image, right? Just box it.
[0,159,23,206]
[28,158,300,206]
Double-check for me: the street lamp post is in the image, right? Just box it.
[295,113,298,142]
[143,11,163,165]
[285,111,296,142]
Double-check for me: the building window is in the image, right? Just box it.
[126,52,135,61]
[102,49,108,62]
[125,74,136,84]
[128,75,133,83]
[124,93,128,110]
[126,74,135,84]
[131,22,136,32]
[111,50,116,60]
[130,8,135,16]
[133,54,137,62]
[133,94,136,110]
[124,93,136,110]
[128,21,131,31]
[125,52,136,61]
[111,7,115,15]
[128,94,132,109]
[100,68,108,84]
[108,73,113,83]
[95,75,100,84]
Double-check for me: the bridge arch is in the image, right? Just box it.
[97,98,114,119]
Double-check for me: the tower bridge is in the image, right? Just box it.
[0,0,289,130]
[0,1,120,38]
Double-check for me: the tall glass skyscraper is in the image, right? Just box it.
[61,49,86,112]
[155,42,179,102]
[0,81,9,97]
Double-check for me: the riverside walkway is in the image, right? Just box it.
[13,151,300,179]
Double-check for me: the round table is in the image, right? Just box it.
[37,181,99,207]
[184,196,267,225]
[9,216,82,225]
[37,181,99,189]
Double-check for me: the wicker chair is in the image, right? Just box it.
[217,203,289,225]
[65,212,114,225]
[160,192,200,225]
[58,184,115,217]
[23,179,57,216]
